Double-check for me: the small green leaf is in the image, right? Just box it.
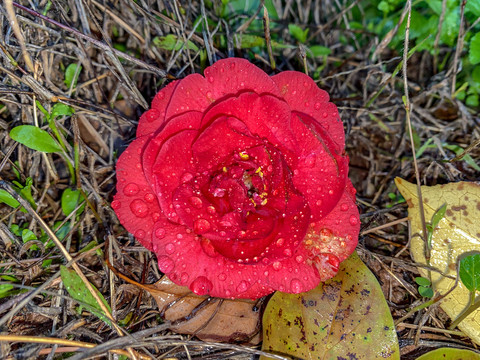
[51,104,74,120]
[431,203,447,229]
[288,24,309,43]
[469,33,480,65]
[153,34,198,52]
[0,189,20,209]
[10,125,63,153]
[416,347,480,360]
[60,265,111,325]
[309,45,332,57]
[61,188,84,216]
[21,229,37,242]
[418,286,434,298]
[0,284,14,299]
[64,63,82,88]
[415,277,431,287]
[459,254,480,292]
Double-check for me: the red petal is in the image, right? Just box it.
[150,130,199,223]
[113,136,162,250]
[191,116,262,171]
[272,71,345,150]
[289,113,348,221]
[136,81,179,137]
[165,58,282,120]
[201,92,297,155]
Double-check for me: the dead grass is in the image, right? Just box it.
[0,0,479,359]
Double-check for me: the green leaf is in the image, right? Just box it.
[416,347,480,360]
[153,34,199,52]
[418,286,434,298]
[309,45,332,57]
[431,203,447,229]
[288,24,309,43]
[51,103,74,120]
[415,277,431,286]
[10,125,63,153]
[459,254,480,292]
[0,189,20,209]
[60,265,111,325]
[469,33,480,65]
[21,229,37,242]
[261,252,400,360]
[0,284,14,299]
[61,188,84,216]
[64,63,82,88]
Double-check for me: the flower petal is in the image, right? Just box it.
[113,136,162,250]
[272,71,345,150]
[136,81,179,137]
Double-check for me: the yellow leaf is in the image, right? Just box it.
[395,178,480,344]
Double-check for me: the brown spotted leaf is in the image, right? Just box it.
[261,252,399,360]
[112,267,261,343]
[395,178,480,345]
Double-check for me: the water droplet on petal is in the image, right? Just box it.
[314,102,321,110]
[145,109,160,122]
[155,227,166,239]
[236,280,250,293]
[276,238,285,246]
[134,229,146,239]
[295,255,304,263]
[157,92,165,99]
[341,203,349,211]
[123,183,139,196]
[181,172,194,183]
[111,200,121,209]
[158,256,175,273]
[180,272,189,284]
[349,215,359,226]
[212,188,225,197]
[322,112,328,118]
[290,278,303,293]
[194,218,211,234]
[190,276,213,295]
[165,243,175,254]
[304,154,316,168]
[189,196,203,208]
[208,76,214,83]
[206,206,216,215]
[283,248,292,257]
[218,273,227,281]
[144,193,155,203]
[200,237,218,257]
[130,199,148,218]
[316,200,322,206]
[272,261,282,270]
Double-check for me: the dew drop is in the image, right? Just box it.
[349,215,359,226]
[111,200,121,209]
[130,199,148,218]
[304,154,316,168]
[322,112,328,118]
[341,203,349,212]
[144,193,155,203]
[206,91,213,98]
[194,218,211,234]
[200,237,218,257]
[189,196,203,208]
[314,102,321,110]
[155,227,166,239]
[180,272,189,284]
[283,248,292,257]
[236,280,250,293]
[290,278,303,293]
[145,109,160,122]
[135,229,146,239]
[165,243,175,254]
[206,206,216,215]
[295,255,304,263]
[157,92,165,100]
[181,172,194,183]
[272,261,282,270]
[276,238,285,247]
[123,183,139,196]
[190,276,213,295]
[212,188,226,197]
[218,273,227,281]
[158,256,175,273]
[315,200,322,206]
[208,76,214,83]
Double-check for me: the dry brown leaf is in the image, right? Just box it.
[110,263,262,344]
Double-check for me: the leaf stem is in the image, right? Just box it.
[449,291,480,330]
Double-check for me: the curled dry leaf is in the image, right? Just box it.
[395,178,480,344]
[111,266,261,344]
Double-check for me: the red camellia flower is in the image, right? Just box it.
[112,58,359,299]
